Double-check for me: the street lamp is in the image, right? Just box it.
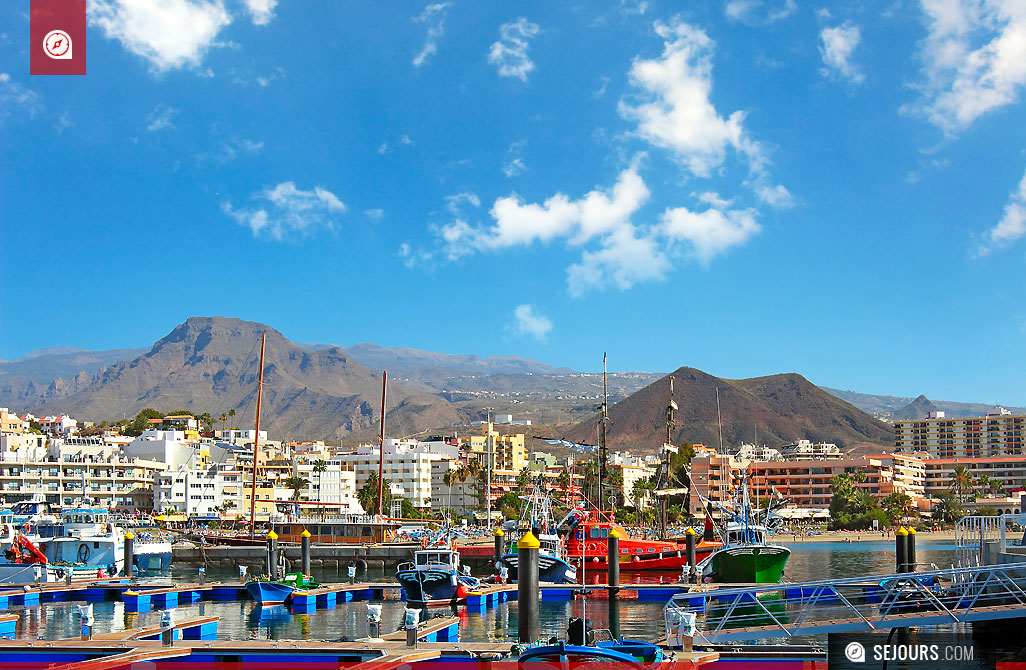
[485,408,494,528]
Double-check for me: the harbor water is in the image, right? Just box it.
[10,541,959,642]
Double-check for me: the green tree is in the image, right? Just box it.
[219,413,228,432]
[882,492,915,524]
[357,472,392,515]
[949,466,975,502]
[932,493,963,524]
[977,505,998,516]
[227,408,236,428]
[123,408,164,437]
[284,476,310,502]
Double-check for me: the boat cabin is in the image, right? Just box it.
[413,549,459,571]
[271,517,399,544]
[724,524,767,546]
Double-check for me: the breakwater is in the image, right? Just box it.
[172,542,499,571]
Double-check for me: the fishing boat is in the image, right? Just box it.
[562,507,720,571]
[45,506,126,575]
[395,527,480,605]
[695,469,790,584]
[245,572,319,606]
[497,487,577,584]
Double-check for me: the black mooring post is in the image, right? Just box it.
[494,528,504,567]
[608,528,621,639]
[686,527,697,583]
[301,529,311,577]
[266,530,279,580]
[517,531,539,644]
[124,531,134,579]
[895,527,908,574]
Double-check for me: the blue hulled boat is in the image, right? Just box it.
[396,527,480,605]
[245,572,319,606]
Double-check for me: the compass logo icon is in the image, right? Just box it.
[43,29,72,59]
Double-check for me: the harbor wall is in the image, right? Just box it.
[172,544,496,571]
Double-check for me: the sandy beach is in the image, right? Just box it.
[776,528,957,543]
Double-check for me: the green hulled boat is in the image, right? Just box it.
[702,527,790,583]
[696,467,790,584]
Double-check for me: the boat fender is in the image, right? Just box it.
[592,557,599,563]
[632,555,640,563]
[677,551,681,558]
[450,574,458,587]
[456,584,468,600]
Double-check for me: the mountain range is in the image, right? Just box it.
[0,315,1013,449]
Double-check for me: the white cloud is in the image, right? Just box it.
[512,304,553,340]
[910,0,1026,132]
[488,18,541,82]
[0,73,40,121]
[504,157,527,178]
[222,181,346,241]
[365,208,385,220]
[242,0,276,25]
[445,192,481,215]
[660,199,761,264]
[819,22,865,84]
[619,19,766,177]
[412,3,449,68]
[88,0,232,71]
[752,180,794,208]
[981,168,1026,252]
[146,104,178,131]
[199,136,263,163]
[725,0,796,24]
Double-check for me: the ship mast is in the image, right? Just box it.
[249,332,266,539]
[377,371,387,517]
[660,375,676,539]
[598,353,608,513]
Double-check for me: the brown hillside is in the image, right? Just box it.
[563,366,894,453]
[40,317,466,441]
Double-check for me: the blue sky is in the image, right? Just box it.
[2,0,1026,404]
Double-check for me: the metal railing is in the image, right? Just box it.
[666,562,1026,644]
[956,513,1026,570]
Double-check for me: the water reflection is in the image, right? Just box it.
[5,542,959,644]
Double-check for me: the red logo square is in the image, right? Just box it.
[31,0,87,75]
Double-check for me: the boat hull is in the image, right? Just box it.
[570,545,717,572]
[498,553,577,584]
[706,545,790,583]
[396,569,478,605]
[245,580,296,606]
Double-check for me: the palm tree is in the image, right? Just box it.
[949,466,975,502]
[465,459,483,511]
[990,478,1004,496]
[977,474,992,497]
[219,413,227,434]
[227,408,236,428]
[443,467,458,515]
[312,459,328,519]
[285,476,311,503]
[556,469,572,505]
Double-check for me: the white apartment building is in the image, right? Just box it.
[0,434,164,510]
[334,442,442,509]
[155,461,247,516]
[732,443,784,462]
[894,407,1026,458]
[779,440,842,460]
[292,460,363,513]
[37,415,78,436]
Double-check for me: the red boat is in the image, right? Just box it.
[563,510,720,571]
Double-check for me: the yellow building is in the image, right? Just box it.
[464,425,527,471]
[0,409,23,435]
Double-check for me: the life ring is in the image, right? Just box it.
[23,523,30,533]
[77,543,90,563]
[421,537,429,549]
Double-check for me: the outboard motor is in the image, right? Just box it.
[567,617,594,645]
